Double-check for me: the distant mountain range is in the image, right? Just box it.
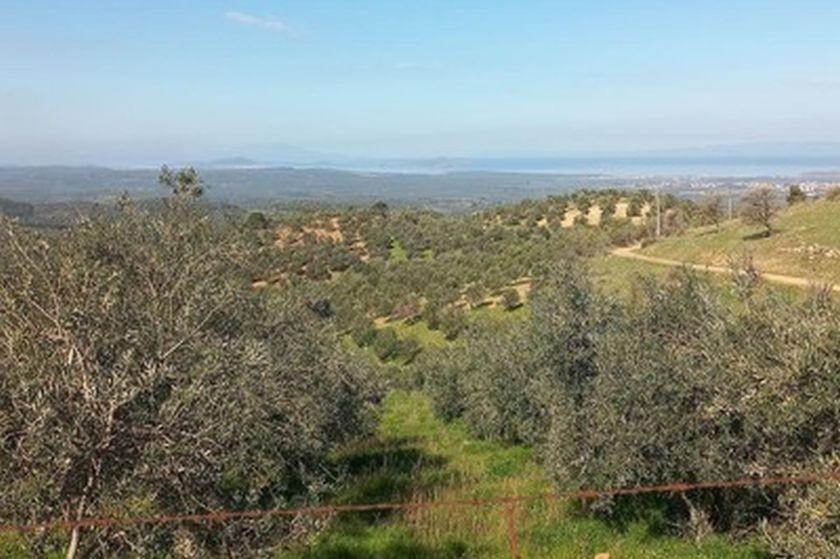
[647,141,840,159]
[186,142,840,174]
[3,142,840,208]
[201,157,267,168]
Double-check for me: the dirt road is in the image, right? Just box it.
[610,246,840,292]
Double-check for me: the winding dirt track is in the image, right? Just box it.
[610,245,840,292]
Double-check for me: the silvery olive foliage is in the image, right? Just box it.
[765,456,840,559]
[0,202,377,557]
[424,259,840,545]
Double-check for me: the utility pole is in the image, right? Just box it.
[727,185,734,221]
[655,184,662,238]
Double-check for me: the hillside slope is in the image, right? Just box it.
[636,199,840,284]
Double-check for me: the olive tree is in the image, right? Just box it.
[740,187,780,236]
[422,259,840,540]
[500,288,522,311]
[766,456,840,559]
[698,194,724,229]
[0,203,376,558]
[786,184,807,205]
[158,165,205,199]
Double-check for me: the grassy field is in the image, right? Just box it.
[589,253,809,304]
[589,254,673,298]
[280,392,766,559]
[637,199,840,284]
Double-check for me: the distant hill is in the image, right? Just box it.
[652,141,840,159]
[0,166,158,202]
[201,157,266,168]
[0,165,634,208]
[0,196,34,219]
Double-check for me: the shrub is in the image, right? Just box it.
[439,308,467,340]
[396,337,422,363]
[575,196,592,214]
[604,220,643,246]
[464,283,486,308]
[421,325,545,443]
[599,196,618,219]
[787,184,807,205]
[351,318,378,347]
[244,210,270,229]
[627,197,643,217]
[422,303,443,330]
[698,194,724,228]
[373,327,401,360]
[500,288,522,311]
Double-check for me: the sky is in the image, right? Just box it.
[3,0,840,165]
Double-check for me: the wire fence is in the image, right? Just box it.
[2,470,839,558]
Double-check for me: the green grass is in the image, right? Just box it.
[467,305,529,328]
[591,253,810,308]
[280,392,767,558]
[389,319,448,350]
[389,239,409,262]
[362,306,527,365]
[639,199,840,284]
[342,320,447,368]
[590,254,672,298]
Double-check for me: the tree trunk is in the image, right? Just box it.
[66,527,80,559]
[66,477,92,559]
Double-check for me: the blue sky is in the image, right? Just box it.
[2,1,840,164]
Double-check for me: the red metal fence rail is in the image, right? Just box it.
[2,471,839,558]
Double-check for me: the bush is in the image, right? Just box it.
[500,288,522,311]
[396,337,422,363]
[244,210,270,229]
[698,194,724,228]
[464,283,486,309]
[421,325,545,443]
[575,196,592,214]
[787,184,807,205]
[351,318,378,347]
[373,327,401,360]
[604,220,644,246]
[627,197,643,217]
[439,308,467,340]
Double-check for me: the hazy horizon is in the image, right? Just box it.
[4,1,840,166]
